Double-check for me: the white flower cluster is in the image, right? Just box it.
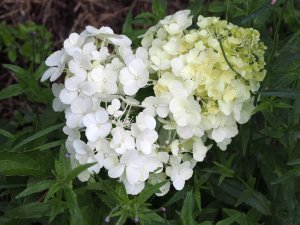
[42,10,266,195]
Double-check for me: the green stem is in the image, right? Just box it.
[218,38,243,78]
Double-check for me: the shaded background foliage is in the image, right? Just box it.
[0,0,300,224]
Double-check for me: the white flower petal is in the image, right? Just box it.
[82,113,96,127]
[49,66,64,82]
[123,80,139,96]
[59,89,77,104]
[173,178,185,190]
[86,126,102,142]
[81,81,97,96]
[65,77,82,91]
[73,139,88,155]
[41,67,57,82]
[126,167,141,184]
[94,108,109,124]
[108,164,125,178]
[45,50,64,67]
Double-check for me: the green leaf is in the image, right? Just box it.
[65,187,85,225]
[16,180,55,198]
[189,0,205,16]
[4,202,52,219]
[3,64,28,78]
[139,211,165,224]
[180,190,194,225]
[134,12,156,24]
[199,222,214,225]
[122,10,133,34]
[25,139,65,152]
[240,123,251,156]
[152,0,167,20]
[234,189,253,207]
[0,84,24,100]
[97,179,126,206]
[194,175,202,211]
[240,2,271,24]
[66,162,97,182]
[215,179,271,215]
[116,212,128,225]
[287,158,300,166]
[271,167,300,184]
[44,182,62,202]
[136,181,167,203]
[0,128,14,139]
[49,199,64,223]
[216,216,239,225]
[208,2,225,13]
[12,123,64,151]
[0,183,26,189]
[221,208,247,225]
[259,89,300,98]
[0,152,46,176]
[164,189,186,207]
[76,181,103,194]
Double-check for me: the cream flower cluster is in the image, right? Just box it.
[142,10,266,151]
[42,10,266,195]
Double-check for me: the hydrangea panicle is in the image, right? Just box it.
[42,10,266,195]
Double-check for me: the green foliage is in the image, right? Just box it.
[0,21,52,64]
[1,0,300,224]
[0,22,53,104]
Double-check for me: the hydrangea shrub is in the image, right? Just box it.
[42,10,266,195]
